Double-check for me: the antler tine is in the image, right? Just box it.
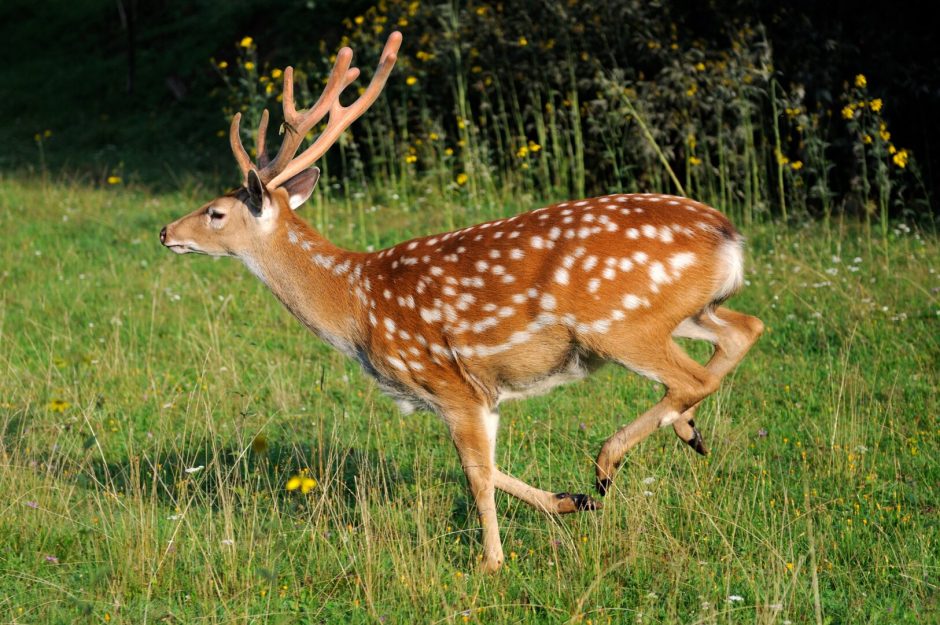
[260,49,356,182]
[268,31,402,189]
[229,110,273,180]
[256,109,270,168]
[229,112,253,180]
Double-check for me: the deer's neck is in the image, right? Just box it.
[241,217,366,357]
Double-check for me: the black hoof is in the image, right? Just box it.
[555,492,601,511]
[595,478,612,497]
[687,421,708,456]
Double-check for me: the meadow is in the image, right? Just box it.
[0,173,936,624]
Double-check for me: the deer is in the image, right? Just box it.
[159,31,764,572]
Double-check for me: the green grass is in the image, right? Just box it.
[0,176,937,624]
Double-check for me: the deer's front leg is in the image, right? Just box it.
[445,405,503,572]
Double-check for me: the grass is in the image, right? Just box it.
[0,175,937,624]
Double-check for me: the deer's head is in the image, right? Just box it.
[160,32,402,257]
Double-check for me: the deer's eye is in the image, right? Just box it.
[207,207,226,220]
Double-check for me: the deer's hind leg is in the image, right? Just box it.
[494,469,601,514]
[594,335,721,496]
[670,307,764,454]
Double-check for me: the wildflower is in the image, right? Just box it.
[870,98,883,112]
[879,123,890,141]
[25,501,39,509]
[301,477,317,493]
[184,465,204,474]
[790,160,803,170]
[686,83,697,97]
[786,561,794,571]
[863,134,872,144]
[405,76,418,86]
[354,15,364,25]
[416,51,432,61]
[46,399,70,412]
[286,476,302,491]
[220,539,234,546]
[44,555,59,564]
[244,61,255,72]
[428,132,439,141]
[841,105,855,120]
[727,595,744,603]
[217,60,228,69]
[456,173,468,185]
[527,140,541,152]
[642,476,656,485]
[518,37,528,47]
[106,176,122,185]
[239,36,253,48]
[893,149,909,168]
[270,68,282,79]
[405,154,417,164]
[471,65,482,74]
[265,83,274,95]
[43,129,52,138]
[397,17,408,27]
[445,147,454,156]
[775,150,789,166]
[476,6,486,15]
[516,145,528,158]
[855,74,867,88]
[694,62,705,72]
[689,156,702,166]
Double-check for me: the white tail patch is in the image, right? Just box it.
[711,236,745,305]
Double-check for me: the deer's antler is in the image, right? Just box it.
[229,31,402,188]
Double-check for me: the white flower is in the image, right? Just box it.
[167,514,182,521]
[643,490,654,497]
[221,539,234,546]
[642,476,656,485]
[727,595,744,603]
[184,465,204,474]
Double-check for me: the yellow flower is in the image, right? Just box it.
[429,132,439,141]
[518,36,528,47]
[689,156,702,166]
[456,173,468,185]
[286,476,302,491]
[686,83,697,97]
[694,62,705,72]
[301,477,317,493]
[43,129,52,138]
[528,140,541,152]
[398,17,408,27]
[217,60,228,69]
[476,6,486,15]
[790,160,803,170]
[892,149,909,168]
[270,68,282,79]
[406,76,418,86]
[471,65,482,74]
[354,15,364,25]
[841,105,855,120]
[265,83,274,95]
[244,61,255,72]
[107,176,122,185]
[855,74,867,88]
[775,150,789,166]
[46,399,70,412]
[516,145,529,158]
[444,147,454,156]
[870,98,882,112]
[863,134,872,144]
[405,154,417,164]
[786,562,794,571]
[239,36,253,48]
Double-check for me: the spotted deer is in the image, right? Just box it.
[160,31,763,572]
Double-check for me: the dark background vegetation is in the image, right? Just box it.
[1,0,936,207]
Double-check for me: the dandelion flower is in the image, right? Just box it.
[456,173,468,185]
[870,98,882,112]
[286,476,302,491]
[301,477,317,493]
[893,149,909,168]
[239,36,253,48]
[406,76,418,86]
[727,595,744,603]
[270,68,282,79]
[106,176,122,185]
[46,399,71,412]
[527,140,541,152]
[855,74,867,88]
[790,160,803,170]
[841,105,855,120]
[217,60,228,69]
[518,36,528,47]
[244,61,255,72]
[405,154,418,164]
[689,156,702,166]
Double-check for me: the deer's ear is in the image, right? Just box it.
[246,169,266,216]
[281,167,320,210]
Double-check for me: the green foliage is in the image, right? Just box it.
[214,1,928,225]
[0,177,937,623]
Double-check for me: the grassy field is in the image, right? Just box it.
[0,176,936,624]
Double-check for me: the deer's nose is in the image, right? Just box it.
[160,226,167,244]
